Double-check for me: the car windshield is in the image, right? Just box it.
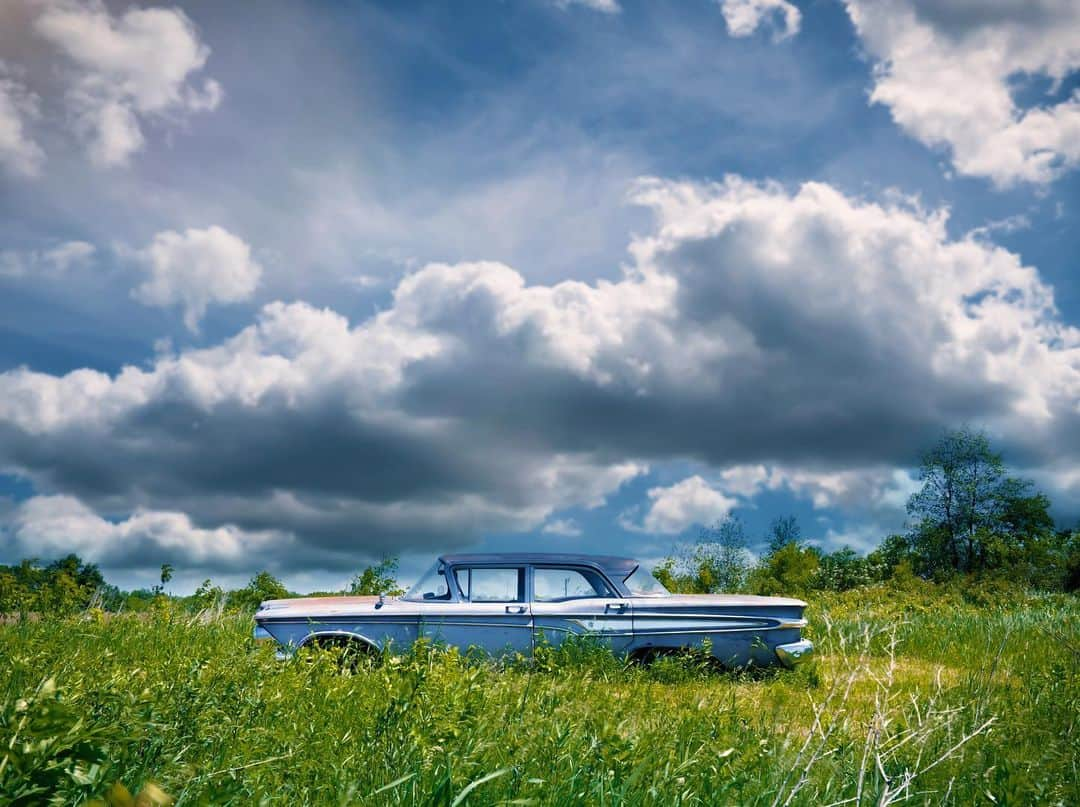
[403,561,453,601]
[623,565,670,596]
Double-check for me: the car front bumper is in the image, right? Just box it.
[775,638,814,668]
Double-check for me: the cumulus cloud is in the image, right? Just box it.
[626,476,738,534]
[720,464,921,514]
[6,495,289,571]
[131,226,262,331]
[0,68,44,176]
[33,0,222,166]
[844,0,1080,186]
[720,0,801,40]
[623,464,920,536]
[1,175,1077,573]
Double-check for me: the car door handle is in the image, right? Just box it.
[505,605,527,614]
[605,602,629,613]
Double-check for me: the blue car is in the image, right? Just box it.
[254,553,813,668]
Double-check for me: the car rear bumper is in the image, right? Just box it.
[775,638,814,668]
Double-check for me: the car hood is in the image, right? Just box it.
[255,595,400,620]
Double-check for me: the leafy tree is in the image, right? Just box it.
[814,547,875,591]
[191,579,225,612]
[907,428,1054,576]
[1063,529,1080,592]
[748,542,820,595]
[46,555,105,592]
[656,516,752,593]
[153,563,174,597]
[36,572,85,614]
[866,534,914,577]
[349,557,403,596]
[765,515,802,555]
[694,516,752,593]
[227,571,290,611]
[0,554,105,615]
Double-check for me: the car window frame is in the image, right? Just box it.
[401,560,459,603]
[528,564,618,603]
[451,565,527,603]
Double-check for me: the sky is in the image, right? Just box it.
[0,0,1078,594]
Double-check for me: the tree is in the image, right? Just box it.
[228,571,290,611]
[906,427,1053,576]
[748,541,820,595]
[695,516,752,593]
[765,515,802,555]
[191,579,225,612]
[815,547,875,591]
[349,557,403,596]
[653,515,752,593]
[866,534,914,579]
[153,563,174,597]
[46,554,104,592]
[0,554,104,614]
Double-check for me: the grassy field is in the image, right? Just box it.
[1,585,1077,806]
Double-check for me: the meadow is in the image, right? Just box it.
[1,583,1077,806]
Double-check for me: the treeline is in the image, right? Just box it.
[4,430,1078,615]
[656,429,1080,597]
[0,555,403,617]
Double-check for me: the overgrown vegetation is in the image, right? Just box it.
[2,428,1078,804]
[656,429,1080,597]
[1,584,1076,805]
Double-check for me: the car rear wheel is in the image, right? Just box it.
[303,636,379,672]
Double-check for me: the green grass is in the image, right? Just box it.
[1,588,1077,805]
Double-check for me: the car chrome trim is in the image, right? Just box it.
[296,629,382,652]
[423,621,533,629]
[775,639,814,668]
[777,618,809,629]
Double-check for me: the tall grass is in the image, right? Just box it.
[1,590,1076,805]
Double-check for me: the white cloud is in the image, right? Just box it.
[0,240,95,277]
[1,175,1078,570]
[629,476,738,534]
[717,464,772,497]
[542,518,584,536]
[43,240,96,272]
[554,0,621,13]
[0,68,44,176]
[131,226,262,331]
[624,464,921,538]
[844,0,1080,186]
[720,0,801,40]
[821,523,889,553]
[34,0,222,166]
[7,495,288,571]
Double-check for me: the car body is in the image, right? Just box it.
[254,552,814,668]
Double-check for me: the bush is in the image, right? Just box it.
[225,571,290,612]
[747,542,819,595]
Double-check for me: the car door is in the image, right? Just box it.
[421,565,532,656]
[529,565,633,653]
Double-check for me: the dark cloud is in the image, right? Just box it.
[2,176,1077,573]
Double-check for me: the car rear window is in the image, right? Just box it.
[455,567,524,602]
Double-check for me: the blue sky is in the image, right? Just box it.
[1,0,1078,593]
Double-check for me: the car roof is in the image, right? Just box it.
[438,552,639,579]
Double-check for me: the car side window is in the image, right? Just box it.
[533,567,612,602]
[455,567,524,602]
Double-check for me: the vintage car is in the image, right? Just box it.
[254,552,813,668]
